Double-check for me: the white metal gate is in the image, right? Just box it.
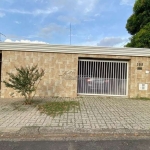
[77,59,128,96]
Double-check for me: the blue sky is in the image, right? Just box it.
[0,0,135,47]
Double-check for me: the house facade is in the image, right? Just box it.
[0,42,150,98]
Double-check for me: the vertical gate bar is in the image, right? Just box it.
[89,61,91,94]
[114,62,116,95]
[99,61,101,94]
[93,61,94,94]
[84,61,86,94]
[124,63,125,95]
[77,59,79,93]
[112,62,116,94]
[124,63,126,95]
[103,62,107,94]
[85,61,87,94]
[109,62,113,95]
[124,63,127,95]
[95,61,97,94]
[122,63,124,95]
[78,60,80,93]
[117,62,119,95]
[87,61,88,94]
[78,60,79,93]
[122,62,123,95]
[84,61,87,93]
[82,61,84,93]
[86,60,87,93]
[111,62,115,95]
[119,62,121,95]
[94,61,96,94]
[87,60,88,93]
[80,60,82,93]
[117,62,120,95]
[80,61,83,93]
[81,60,83,94]
[97,61,98,94]
[94,61,95,94]
[108,62,111,93]
[101,61,102,94]
[102,61,105,94]
[92,61,94,94]
[116,62,118,95]
[121,62,122,95]
[126,62,128,96]
[126,63,127,95]
[107,61,110,95]
[105,62,109,93]
[115,62,117,95]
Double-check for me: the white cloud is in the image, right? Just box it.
[15,21,21,24]
[40,23,67,37]
[57,16,80,24]
[77,0,98,14]
[0,12,5,17]
[120,0,135,6]
[4,39,48,44]
[51,0,98,15]
[2,0,14,3]
[78,41,98,46]
[0,7,58,16]
[97,37,128,47]
[83,18,95,22]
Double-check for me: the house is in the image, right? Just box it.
[0,42,150,98]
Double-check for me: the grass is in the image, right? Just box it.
[10,99,43,111]
[132,97,150,101]
[9,98,80,117]
[38,101,80,117]
[136,97,150,100]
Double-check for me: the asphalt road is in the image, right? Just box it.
[0,140,150,150]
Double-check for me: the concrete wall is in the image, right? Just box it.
[1,51,150,98]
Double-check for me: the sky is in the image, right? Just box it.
[0,0,135,47]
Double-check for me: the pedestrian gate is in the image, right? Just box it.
[77,59,128,96]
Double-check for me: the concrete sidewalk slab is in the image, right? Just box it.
[0,97,150,137]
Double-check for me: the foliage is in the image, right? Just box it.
[125,0,150,48]
[3,65,44,104]
[126,23,150,48]
[38,101,80,117]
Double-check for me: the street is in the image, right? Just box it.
[0,140,150,150]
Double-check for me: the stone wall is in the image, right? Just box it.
[1,51,78,98]
[1,50,150,98]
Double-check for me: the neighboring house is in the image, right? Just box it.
[0,42,150,98]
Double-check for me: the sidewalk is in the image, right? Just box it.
[0,97,150,139]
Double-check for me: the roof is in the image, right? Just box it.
[0,42,150,57]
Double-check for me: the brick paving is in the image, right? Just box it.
[0,97,150,133]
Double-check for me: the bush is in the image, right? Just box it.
[3,65,44,104]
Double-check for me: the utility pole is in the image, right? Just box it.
[0,33,6,42]
[70,23,71,45]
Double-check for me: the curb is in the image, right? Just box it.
[0,127,150,141]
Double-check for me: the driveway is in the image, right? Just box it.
[0,97,150,134]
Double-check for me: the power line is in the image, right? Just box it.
[0,33,6,42]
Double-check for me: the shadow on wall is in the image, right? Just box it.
[38,80,62,98]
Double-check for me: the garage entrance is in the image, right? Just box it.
[77,58,128,96]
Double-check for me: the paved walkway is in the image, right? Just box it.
[0,97,150,135]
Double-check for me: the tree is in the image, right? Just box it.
[125,0,150,48]
[3,65,44,104]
